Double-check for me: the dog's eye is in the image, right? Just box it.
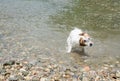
[84,40,87,42]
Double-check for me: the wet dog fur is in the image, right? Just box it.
[66,28,93,53]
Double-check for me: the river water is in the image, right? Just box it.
[0,0,120,68]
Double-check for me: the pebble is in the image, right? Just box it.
[32,76,40,81]
[116,71,120,78]
[0,75,4,80]
[82,66,90,72]
[44,68,51,73]
[21,70,29,76]
[40,77,47,81]
[63,74,71,78]
[95,76,100,81]
[3,60,15,66]
[82,76,89,81]
[25,76,32,80]
[8,75,18,81]
[0,59,120,81]
[16,75,25,80]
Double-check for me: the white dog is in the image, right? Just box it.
[66,28,93,53]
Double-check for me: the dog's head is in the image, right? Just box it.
[79,32,93,47]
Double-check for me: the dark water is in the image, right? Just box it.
[0,0,120,67]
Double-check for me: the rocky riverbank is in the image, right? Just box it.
[0,58,120,81]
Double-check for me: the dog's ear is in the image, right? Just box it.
[79,38,86,46]
[79,33,85,36]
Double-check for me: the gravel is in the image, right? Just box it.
[0,59,120,81]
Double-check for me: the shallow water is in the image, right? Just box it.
[0,0,120,68]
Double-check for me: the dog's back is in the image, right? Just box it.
[70,28,82,36]
[68,28,82,43]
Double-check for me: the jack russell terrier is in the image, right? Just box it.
[66,28,93,53]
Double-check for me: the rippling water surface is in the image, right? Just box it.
[0,0,120,67]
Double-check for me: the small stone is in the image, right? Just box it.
[16,65,23,70]
[82,76,89,81]
[25,64,33,70]
[25,76,32,80]
[95,76,100,81]
[70,67,77,72]
[32,76,40,81]
[29,60,37,66]
[20,68,29,76]
[116,71,120,78]
[31,70,38,75]
[53,64,58,68]
[20,68,26,72]
[0,68,6,74]
[72,78,78,81]
[3,60,15,66]
[0,75,4,80]
[4,65,12,69]
[16,61,20,65]
[9,75,18,81]
[116,61,119,64]
[116,78,120,81]
[44,68,50,73]
[4,72,11,78]
[22,71,29,76]
[16,75,25,80]
[40,77,47,81]
[82,66,90,72]
[63,74,71,78]
[59,61,64,64]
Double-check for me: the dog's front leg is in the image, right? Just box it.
[81,47,85,53]
[67,44,72,53]
[66,37,72,53]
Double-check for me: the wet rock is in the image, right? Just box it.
[3,65,12,69]
[72,78,78,81]
[20,68,29,76]
[4,72,11,79]
[82,76,89,81]
[116,78,120,81]
[111,72,117,79]
[52,73,61,81]
[9,75,18,81]
[30,70,37,75]
[22,70,29,76]
[0,68,6,74]
[40,77,47,81]
[25,76,32,80]
[116,71,120,78]
[16,75,25,80]
[32,76,40,81]
[0,75,4,81]
[63,74,71,78]
[95,76,100,81]
[29,60,38,66]
[25,63,33,70]
[44,68,51,73]
[70,67,77,72]
[3,60,15,66]
[16,61,20,65]
[82,66,90,72]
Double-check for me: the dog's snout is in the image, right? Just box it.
[90,43,93,47]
